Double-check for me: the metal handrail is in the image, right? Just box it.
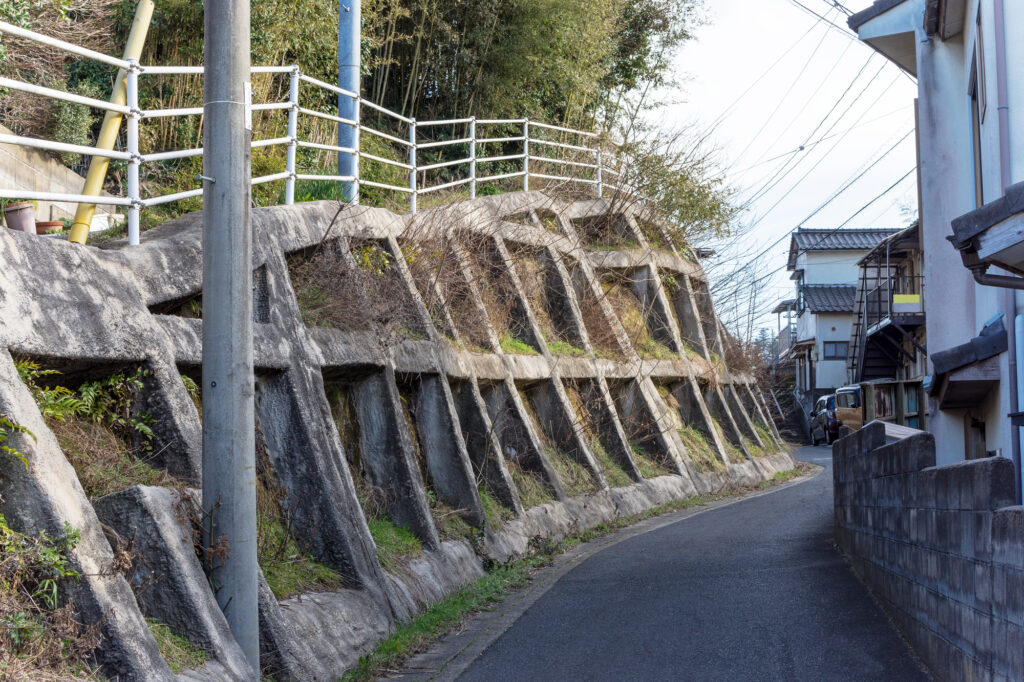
[0,21,643,246]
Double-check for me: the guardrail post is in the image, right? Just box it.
[469,116,477,200]
[409,118,417,214]
[596,147,603,199]
[523,119,529,192]
[285,66,299,205]
[126,59,141,245]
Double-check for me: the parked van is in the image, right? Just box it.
[835,385,863,432]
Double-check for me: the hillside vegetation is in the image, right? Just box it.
[0,0,734,245]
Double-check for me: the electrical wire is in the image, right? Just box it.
[741,56,883,208]
[729,8,838,167]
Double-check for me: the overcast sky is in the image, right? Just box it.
[658,0,919,337]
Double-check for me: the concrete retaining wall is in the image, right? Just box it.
[0,123,119,225]
[834,422,1023,681]
[0,192,792,680]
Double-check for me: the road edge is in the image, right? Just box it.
[391,464,825,681]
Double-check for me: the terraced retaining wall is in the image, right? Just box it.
[0,191,791,680]
[834,422,1024,681]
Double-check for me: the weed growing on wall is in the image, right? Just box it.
[0,413,33,470]
[16,360,178,499]
[505,459,553,509]
[145,619,207,674]
[368,519,422,572]
[0,514,99,680]
[255,421,342,600]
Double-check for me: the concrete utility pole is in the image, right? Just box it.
[202,0,258,672]
[338,0,360,202]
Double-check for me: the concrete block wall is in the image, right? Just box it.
[834,422,1022,681]
[0,123,119,224]
[0,192,792,680]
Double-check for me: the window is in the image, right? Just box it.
[823,341,848,360]
[837,390,860,409]
[969,55,984,207]
[977,7,987,122]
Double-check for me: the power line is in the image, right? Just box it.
[741,56,882,208]
[711,149,916,296]
[700,20,823,137]
[730,8,838,167]
[713,166,917,312]
[731,106,908,175]
[744,36,855,169]
[743,72,902,224]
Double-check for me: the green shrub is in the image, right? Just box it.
[51,82,101,166]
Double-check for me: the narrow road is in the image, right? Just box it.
[451,446,927,681]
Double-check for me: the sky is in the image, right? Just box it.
[656,0,919,338]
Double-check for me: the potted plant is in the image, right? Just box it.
[3,200,36,234]
[35,219,64,235]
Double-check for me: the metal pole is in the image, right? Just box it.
[285,67,299,205]
[409,119,417,213]
[338,0,359,202]
[596,147,602,199]
[469,117,476,200]
[523,120,530,192]
[125,61,141,245]
[202,0,258,673]
[353,97,361,205]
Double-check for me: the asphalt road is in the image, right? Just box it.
[453,446,928,681]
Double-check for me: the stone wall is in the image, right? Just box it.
[0,192,792,680]
[834,422,1024,681]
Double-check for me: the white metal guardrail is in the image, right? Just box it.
[0,21,628,245]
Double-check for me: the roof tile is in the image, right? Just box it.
[802,284,856,313]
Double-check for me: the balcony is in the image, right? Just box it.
[865,275,924,334]
[777,324,797,358]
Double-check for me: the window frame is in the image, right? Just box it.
[822,341,848,360]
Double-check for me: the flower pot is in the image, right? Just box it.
[4,202,35,233]
[35,220,64,235]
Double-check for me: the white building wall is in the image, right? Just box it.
[915,16,979,465]
[801,251,868,285]
[815,313,853,390]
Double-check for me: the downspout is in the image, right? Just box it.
[994,0,1020,501]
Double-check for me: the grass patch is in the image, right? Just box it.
[753,423,779,452]
[479,487,515,527]
[53,419,178,499]
[499,333,537,355]
[545,338,587,357]
[368,519,423,572]
[341,555,543,682]
[676,423,723,473]
[710,415,746,464]
[506,459,554,509]
[257,479,342,599]
[757,463,812,489]
[590,439,633,487]
[636,337,679,360]
[544,448,598,497]
[256,424,343,600]
[598,278,676,360]
[342,469,812,681]
[146,619,207,674]
[629,440,674,479]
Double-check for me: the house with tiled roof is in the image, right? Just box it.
[773,226,899,426]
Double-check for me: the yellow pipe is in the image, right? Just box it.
[69,0,155,245]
